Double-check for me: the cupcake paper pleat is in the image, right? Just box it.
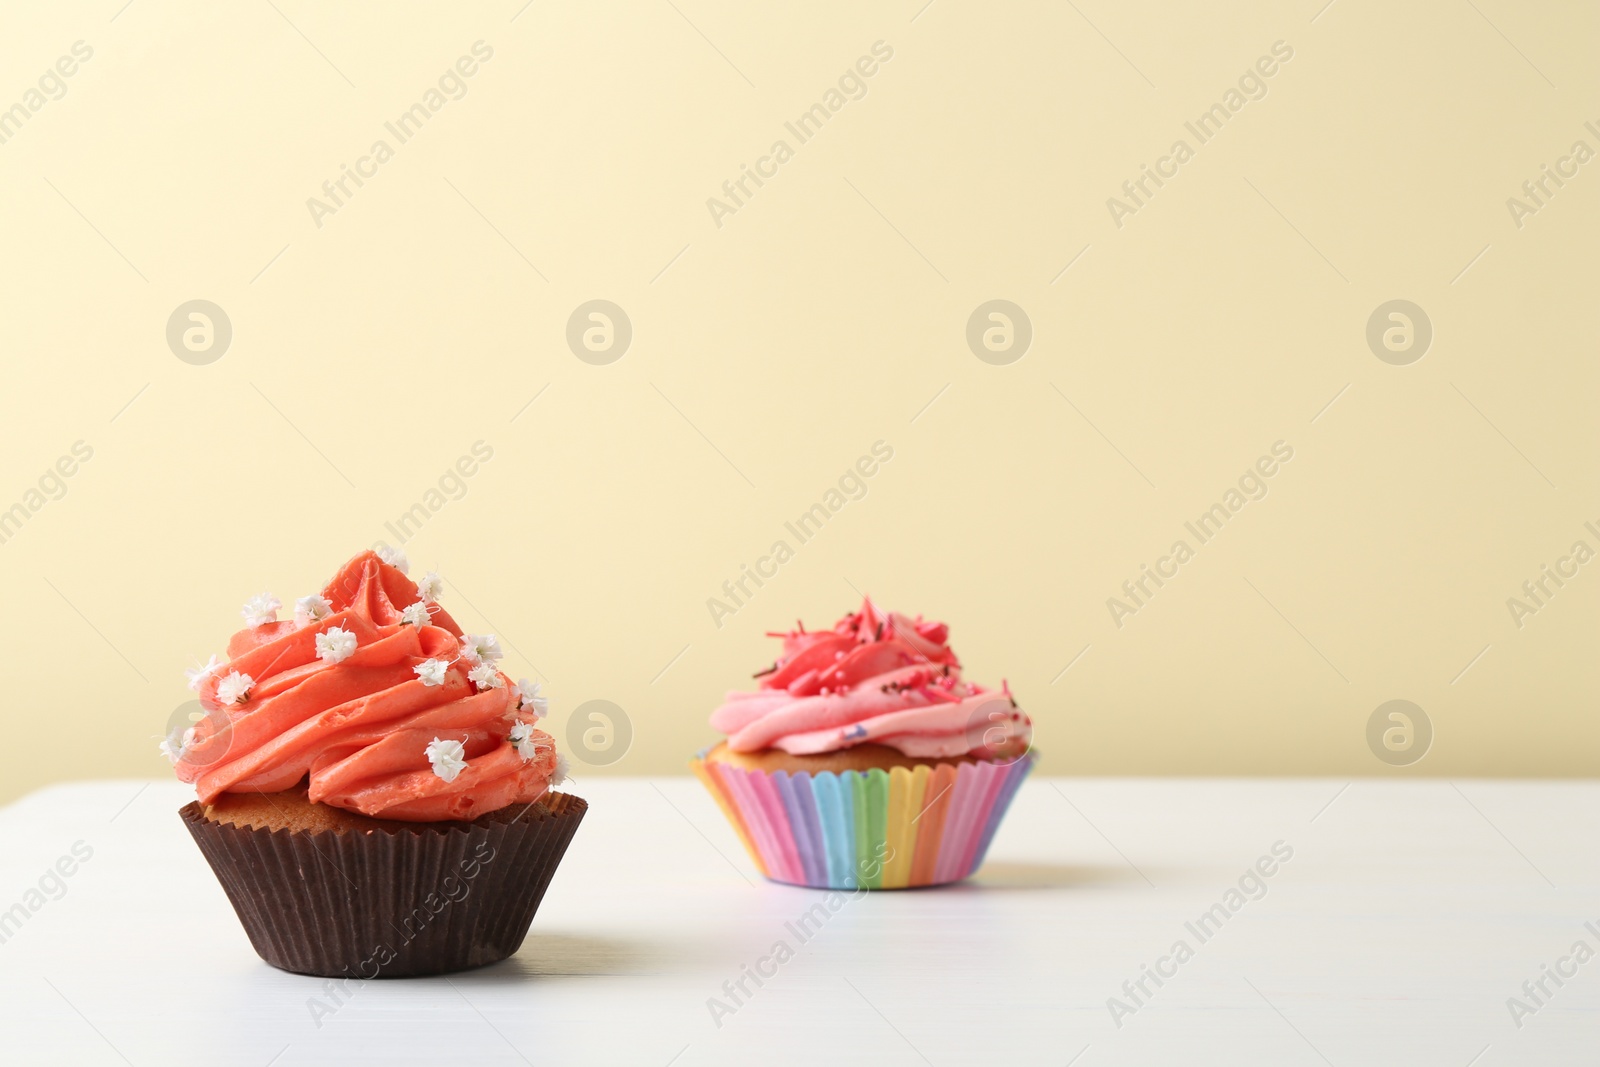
[181,793,587,978]
[693,754,1035,890]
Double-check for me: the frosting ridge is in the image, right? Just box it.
[711,599,1031,759]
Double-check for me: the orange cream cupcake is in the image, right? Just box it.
[169,549,585,977]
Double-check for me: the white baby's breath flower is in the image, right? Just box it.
[377,545,410,574]
[461,634,503,665]
[159,725,196,764]
[507,720,544,761]
[241,593,281,627]
[315,626,358,664]
[517,679,548,719]
[551,751,571,787]
[216,671,255,707]
[294,594,332,626]
[414,659,448,686]
[399,601,432,629]
[415,571,444,604]
[185,654,224,692]
[425,737,468,782]
[468,663,503,689]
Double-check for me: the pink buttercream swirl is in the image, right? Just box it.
[711,599,1032,759]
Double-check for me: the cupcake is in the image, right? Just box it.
[692,598,1034,889]
[167,549,585,978]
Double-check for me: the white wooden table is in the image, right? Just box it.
[0,778,1593,1065]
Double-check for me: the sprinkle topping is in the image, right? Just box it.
[295,594,332,626]
[461,634,503,666]
[425,737,467,782]
[415,571,444,604]
[241,593,281,628]
[176,550,570,822]
[377,545,410,574]
[414,659,448,686]
[315,626,358,664]
[159,726,196,764]
[185,654,224,692]
[216,671,255,707]
[468,662,503,689]
[517,679,548,719]
[508,720,543,761]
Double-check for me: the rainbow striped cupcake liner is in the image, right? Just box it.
[691,752,1036,889]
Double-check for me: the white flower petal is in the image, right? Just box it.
[517,678,548,719]
[185,654,224,692]
[315,626,358,664]
[216,671,255,707]
[415,571,445,604]
[241,593,281,628]
[461,634,503,665]
[295,594,333,626]
[414,659,448,686]
[159,725,197,764]
[400,601,432,629]
[425,737,468,782]
[377,545,410,574]
[508,720,548,762]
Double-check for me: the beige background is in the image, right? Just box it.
[0,0,1594,804]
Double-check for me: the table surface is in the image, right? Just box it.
[0,777,1595,1066]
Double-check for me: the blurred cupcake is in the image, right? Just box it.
[168,549,585,978]
[692,598,1033,889]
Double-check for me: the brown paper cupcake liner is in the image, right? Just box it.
[180,792,587,978]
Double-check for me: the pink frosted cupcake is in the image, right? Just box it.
[692,599,1033,889]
